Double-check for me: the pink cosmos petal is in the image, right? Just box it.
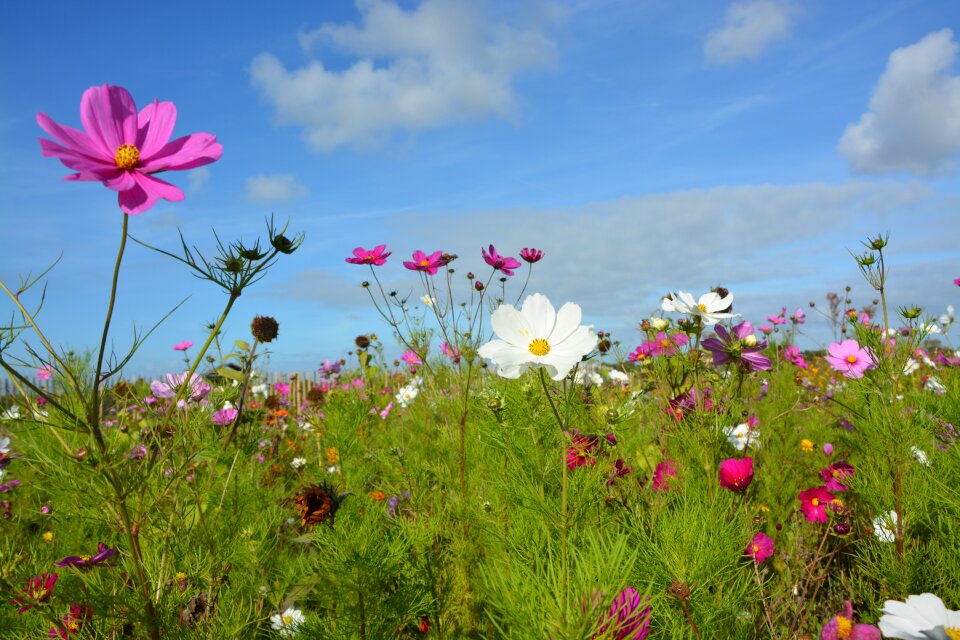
[38,138,115,176]
[136,100,177,158]
[103,170,137,192]
[81,84,138,153]
[119,173,185,216]
[139,132,222,172]
[36,113,111,162]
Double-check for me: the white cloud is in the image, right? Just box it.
[250,0,556,151]
[187,166,211,194]
[838,29,960,176]
[244,174,309,204]
[704,1,797,64]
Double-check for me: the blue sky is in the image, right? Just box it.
[1,0,959,376]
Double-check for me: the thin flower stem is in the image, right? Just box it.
[538,368,568,623]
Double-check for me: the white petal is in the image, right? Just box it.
[490,303,531,346]
[676,290,696,311]
[907,594,949,627]
[550,301,583,344]
[698,291,722,310]
[479,339,533,379]
[520,293,557,339]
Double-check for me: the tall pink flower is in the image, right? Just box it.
[745,532,774,564]
[519,247,544,263]
[345,245,391,266]
[481,245,522,276]
[718,457,754,492]
[825,340,875,378]
[403,250,443,275]
[798,486,836,523]
[37,84,222,215]
[172,340,193,351]
[36,365,54,381]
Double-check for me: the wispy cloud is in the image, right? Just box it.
[250,0,556,151]
[244,173,309,204]
[704,1,798,64]
[838,29,960,176]
[187,166,211,195]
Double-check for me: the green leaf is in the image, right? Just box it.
[216,367,244,382]
[234,339,251,352]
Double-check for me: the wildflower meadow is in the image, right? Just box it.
[2,31,960,640]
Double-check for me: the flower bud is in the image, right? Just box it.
[742,334,757,347]
[271,234,298,254]
[251,316,280,343]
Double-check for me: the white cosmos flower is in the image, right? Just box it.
[873,510,898,543]
[420,294,435,307]
[911,446,930,466]
[879,593,960,639]
[574,369,603,386]
[939,305,954,328]
[607,369,630,385]
[664,290,738,325]
[904,358,920,376]
[270,606,306,637]
[723,423,760,451]
[290,457,307,470]
[925,377,947,396]
[478,293,597,382]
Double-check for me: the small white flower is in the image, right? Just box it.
[723,423,760,451]
[574,369,603,387]
[298,420,314,432]
[872,510,898,543]
[879,593,960,640]
[924,322,942,334]
[222,400,235,410]
[663,290,739,326]
[911,446,930,466]
[0,437,9,454]
[420,294,435,307]
[607,369,629,385]
[327,464,340,474]
[2,406,20,421]
[251,384,268,397]
[290,457,307,470]
[903,358,920,376]
[925,377,947,396]
[650,317,669,331]
[395,384,419,408]
[270,606,305,637]
[939,305,954,328]
[478,293,597,381]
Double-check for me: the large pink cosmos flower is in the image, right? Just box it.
[403,250,444,275]
[719,457,754,492]
[345,245,391,266]
[825,340,875,378]
[481,245,522,277]
[37,84,222,215]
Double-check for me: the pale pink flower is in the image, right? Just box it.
[825,340,875,378]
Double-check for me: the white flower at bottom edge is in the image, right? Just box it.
[879,593,960,640]
[872,510,898,543]
[270,606,305,637]
[478,293,597,382]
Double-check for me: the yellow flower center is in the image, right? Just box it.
[36,588,48,599]
[419,259,429,267]
[697,303,708,312]
[529,338,551,356]
[282,615,293,625]
[846,354,858,364]
[811,498,820,507]
[80,555,91,561]
[945,628,960,640]
[751,544,760,553]
[115,144,140,170]
[836,616,852,638]
[175,572,187,581]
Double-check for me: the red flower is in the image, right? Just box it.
[519,247,544,263]
[718,457,754,492]
[798,485,836,523]
[14,572,57,613]
[346,244,392,266]
[566,430,599,469]
[652,459,678,491]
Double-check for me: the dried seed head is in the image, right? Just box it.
[251,316,280,343]
[355,335,371,349]
[667,580,691,601]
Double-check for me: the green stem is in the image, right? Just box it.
[538,369,568,623]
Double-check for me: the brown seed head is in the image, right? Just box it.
[250,316,279,343]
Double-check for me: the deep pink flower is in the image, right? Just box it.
[798,486,836,523]
[346,245,392,266]
[172,340,193,351]
[566,430,599,469]
[627,343,652,363]
[48,602,93,638]
[758,324,773,335]
[649,332,688,357]
[440,342,461,363]
[37,84,222,215]
[782,345,808,368]
[954,278,960,286]
[719,457,754,492]
[820,600,881,640]
[745,532,774,564]
[519,247,544,264]
[607,459,634,486]
[825,340,875,378]
[766,308,788,325]
[403,250,443,275]
[701,321,771,371]
[481,245,522,276]
[273,382,290,398]
[820,462,855,492]
[54,543,117,569]
[36,365,54,381]
[594,587,652,639]
[211,408,238,426]
[15,572,57,613]
[652,459,678,491]
[823,442,834,456]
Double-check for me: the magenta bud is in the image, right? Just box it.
[823,443,834,456]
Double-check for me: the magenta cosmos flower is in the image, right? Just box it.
[820,462,855,492]
[211,408,238,426]
[520,247,544,263]
[821,600,881,640]
[719,457,754,492]
[798,486,836,523]
[345,245,391,266]
[652,459,678,491]
[37,84,222,215]
[702,320,771,371]
[172,340,193,351]
[54,543,117,569]
[745,532,774,564]
[403,250,443,275]
[825,340,876,378]
[594,587,652,639]
[481,245,522,276]
[15,572,58,613]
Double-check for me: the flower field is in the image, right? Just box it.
[1,84,959,640]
